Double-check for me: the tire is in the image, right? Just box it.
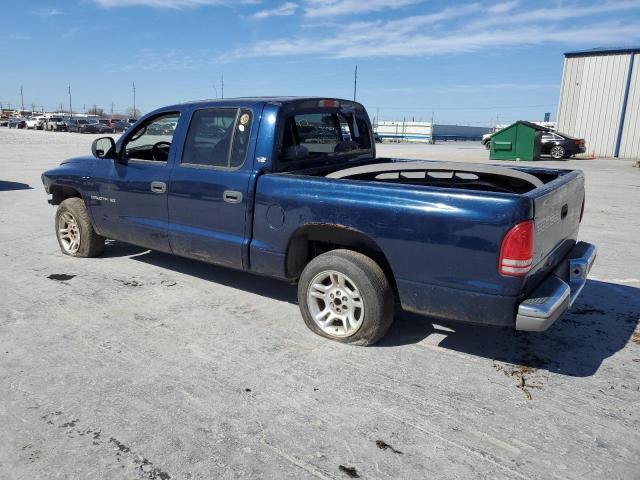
[550,145,565,160]
[484,140,491,150]
[297,249,394,346]
[55,198,105,257]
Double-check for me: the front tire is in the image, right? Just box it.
[55,198,105,257]
[297,249,394,346]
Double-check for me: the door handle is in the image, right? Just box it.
[223,190,243,204]
[150,181,166,194]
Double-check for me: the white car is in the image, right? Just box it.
[482,133,492,149]
[25,117,40,129]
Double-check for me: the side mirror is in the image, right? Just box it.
[91,137,117,159]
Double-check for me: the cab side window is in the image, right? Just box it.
[182,108,252,168]
[122,112,180,162]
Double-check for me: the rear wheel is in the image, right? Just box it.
[550,145,565,159]
[55,198,105,257]
[297,249,394,346]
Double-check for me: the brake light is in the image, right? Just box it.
[318,99,340,108]
[580,196,585,222]
[499,220,534,276]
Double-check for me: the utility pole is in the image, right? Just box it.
[20,86,24,111]
[431,111,435,144]
[353,65,358,101]
[67,84,73,117]
[221,74,224,99]
[31,102,35,113]
[132,81,136,118]
[110,102,114,115]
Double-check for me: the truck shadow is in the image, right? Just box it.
[102,242,637,377]
[0,180,32,191]
[102,241,298,304]
[380,280,639,377]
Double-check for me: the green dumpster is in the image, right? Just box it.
[489,121,550,161]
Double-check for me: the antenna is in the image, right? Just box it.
[221,73,224,99]
[20,86,24,111]
[132,81,136,118]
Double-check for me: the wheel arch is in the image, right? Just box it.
[49,184,82,205]
[285,223,397,292]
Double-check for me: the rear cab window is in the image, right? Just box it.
[276,99,372,170]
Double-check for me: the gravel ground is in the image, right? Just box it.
[1,129,639,480]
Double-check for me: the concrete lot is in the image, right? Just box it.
[1,129,639,479]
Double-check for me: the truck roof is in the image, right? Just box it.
[166,96,361,111]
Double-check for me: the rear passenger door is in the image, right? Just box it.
[167,107,257,269]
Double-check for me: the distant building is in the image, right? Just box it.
[557,47,639,159]
[375,121,490,143]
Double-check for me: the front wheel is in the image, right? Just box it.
[55,198,105,257]
[297,249,394,346]
[550,145,565,159]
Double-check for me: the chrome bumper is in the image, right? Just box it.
[516,242,597,332]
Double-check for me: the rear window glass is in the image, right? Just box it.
[182,108,252,168]
[280,110,370,162]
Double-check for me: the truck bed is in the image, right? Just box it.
[255,159,584,326]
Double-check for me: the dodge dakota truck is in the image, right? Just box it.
[41,97,596,345]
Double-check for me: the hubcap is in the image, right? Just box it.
[551,146,563,158]
[58,211,81,253]
[307,270,364,338]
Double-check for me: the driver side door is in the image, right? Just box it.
[104,111,182,252]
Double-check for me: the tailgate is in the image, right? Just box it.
[528,170,584,272]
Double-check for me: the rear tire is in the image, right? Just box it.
[550,145,565,159]
[297,249,394,346]
[55,198,105,257]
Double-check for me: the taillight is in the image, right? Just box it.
[499,220,534,276]
[579,196,585,222]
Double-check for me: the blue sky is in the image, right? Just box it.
[2,0,640,125]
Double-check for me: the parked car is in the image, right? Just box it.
[41,97,596,345]
[44,116,67,131]
[111,120,129,133]
[541,131,586,159]
[86,118,114,134]
[98,119,117,133]
[66,118,96,133]
[8,117,26,129]
[25,117,40,129]
[482,132,492,149]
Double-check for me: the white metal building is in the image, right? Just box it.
[375,121,490,143]
[557,47,640,159]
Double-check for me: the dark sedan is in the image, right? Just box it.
[8,117,27,129]
[66,118,99,133]
[541,131,586,159]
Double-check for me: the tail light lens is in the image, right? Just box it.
[499,220,534,276]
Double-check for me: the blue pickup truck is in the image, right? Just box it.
[42,97,596,345]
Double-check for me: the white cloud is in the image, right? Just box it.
[93,0,232,8]
[35,8,64,17]
[253,2,298,19]
[303,0,422,17]
[224,1,640,59]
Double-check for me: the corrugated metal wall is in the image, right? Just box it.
[557,52,638,158]
[619,53,640,159]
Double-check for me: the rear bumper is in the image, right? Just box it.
[516,241,597,331]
